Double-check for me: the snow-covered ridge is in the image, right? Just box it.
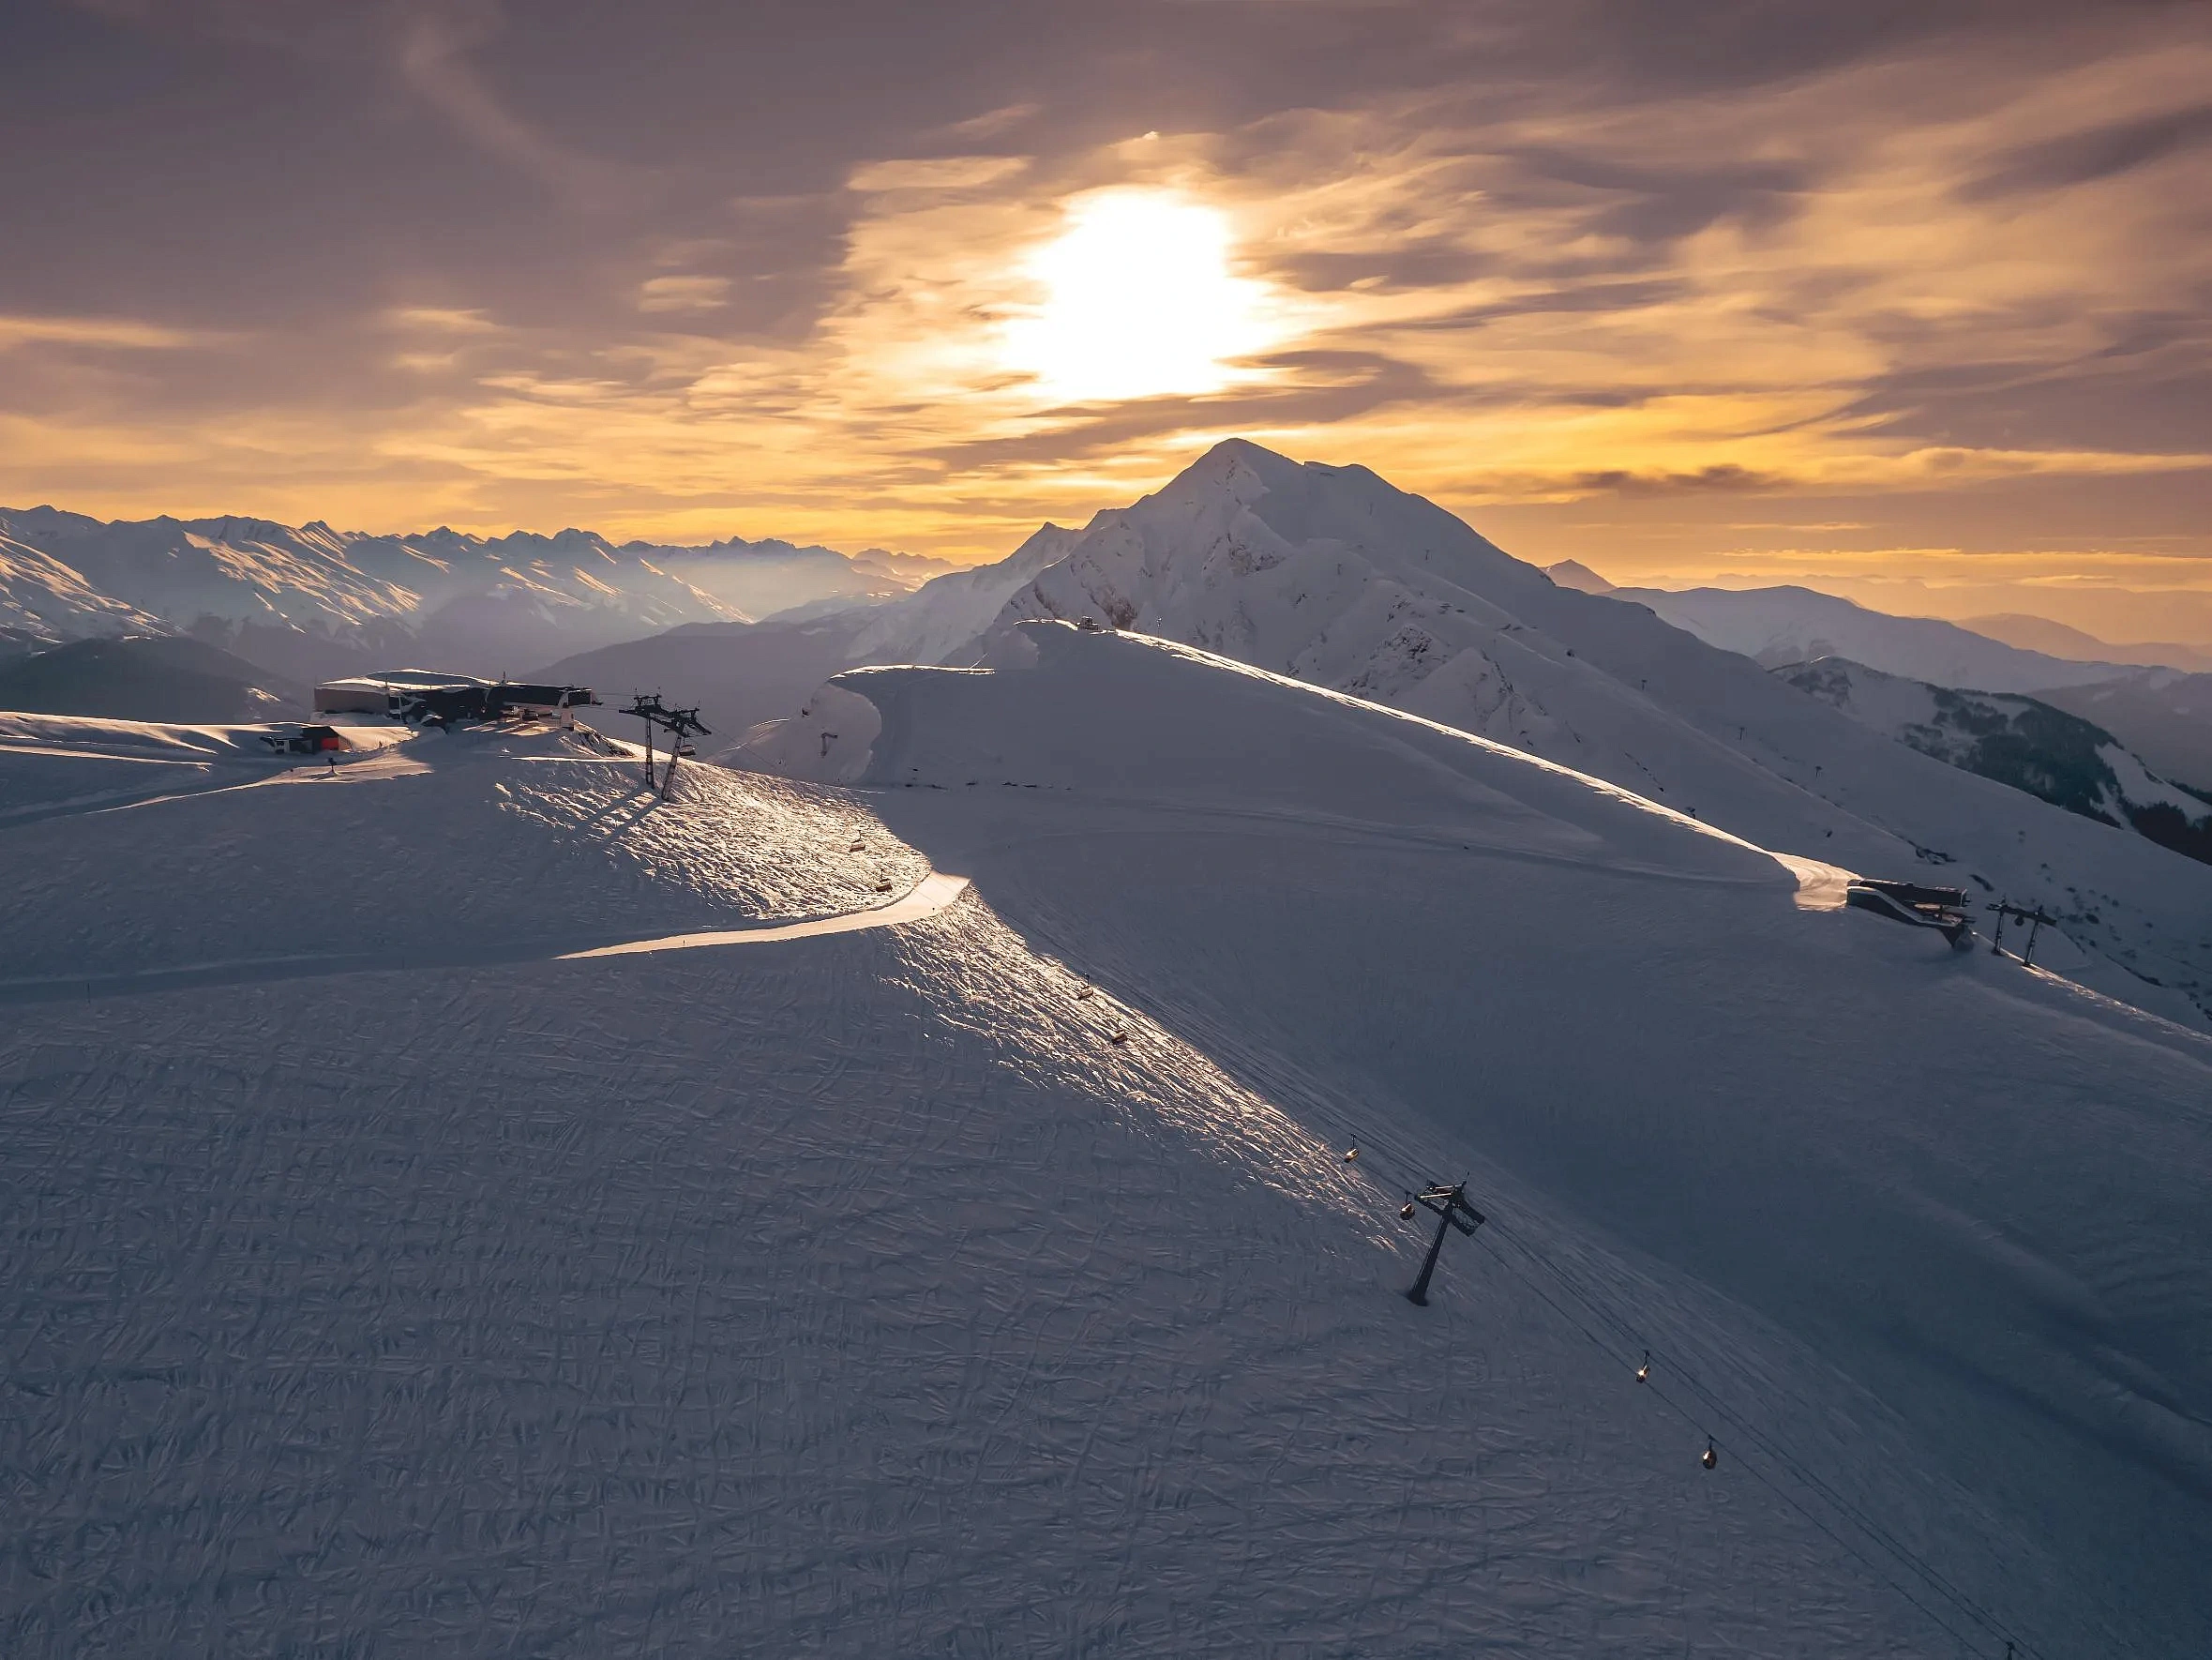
[959,438,2212,1028]
[767,621,1776,870]
[0,529,163,644]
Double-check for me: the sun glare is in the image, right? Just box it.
[1001,190,1274,402]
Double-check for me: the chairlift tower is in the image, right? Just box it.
[1402,1180,1486,1306]
[1987,899,2055,966]
[621,694,668,788]
[655,705,709,795]
[616,695,711,794]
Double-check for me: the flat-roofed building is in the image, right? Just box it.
[312,672,594,724]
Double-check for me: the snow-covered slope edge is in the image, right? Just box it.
[971,440,2212,1028]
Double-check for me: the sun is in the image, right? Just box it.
[1001,189,1275,402]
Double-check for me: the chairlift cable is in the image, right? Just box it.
[1268,1084,2046,1656]
[1042,962,2042,1653]
[1481,1215,2034,1652]
[1470,1219,2046,1660]
[1209,1064,2046,1660]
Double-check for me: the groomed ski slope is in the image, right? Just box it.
[2,626,2207,1657]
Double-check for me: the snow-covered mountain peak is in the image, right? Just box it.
[1150,433,1311,503]
[977,438,2212,1029]
[1008,439,1541,656]
[1545,558,1617,594]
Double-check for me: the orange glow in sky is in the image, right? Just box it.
[2,0,2209,639]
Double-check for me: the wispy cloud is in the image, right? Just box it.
[0,315,208,352]
[383,306,505,334]
[636,277,730,314]
[393,3,641,211]
[846,156,1031,192]
[935,103,1042,142]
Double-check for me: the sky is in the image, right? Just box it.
[5,0,2211,640]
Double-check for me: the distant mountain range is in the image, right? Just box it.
[1542,562,2212,677]
[0,506,952,685]
[1605,582,2143,693]
[1533,574,2209,790]
[547,524,1079,747]
[1960,612,2212,673]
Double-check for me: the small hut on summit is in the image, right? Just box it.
[260,723,353,756]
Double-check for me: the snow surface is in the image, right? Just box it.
[7,621,2205,1655]
[0,717,925,991]
[0,715,336,824]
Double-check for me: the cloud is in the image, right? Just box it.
[69,0,650,213]
[636,277,730,314]
[1569,464,1781,496]
[936,103,1042,141]
[1961,101,2212,199]
[393,4,640,209]
[846,156,1031,192]
[383,306,504,334]
[0,315,205,352]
